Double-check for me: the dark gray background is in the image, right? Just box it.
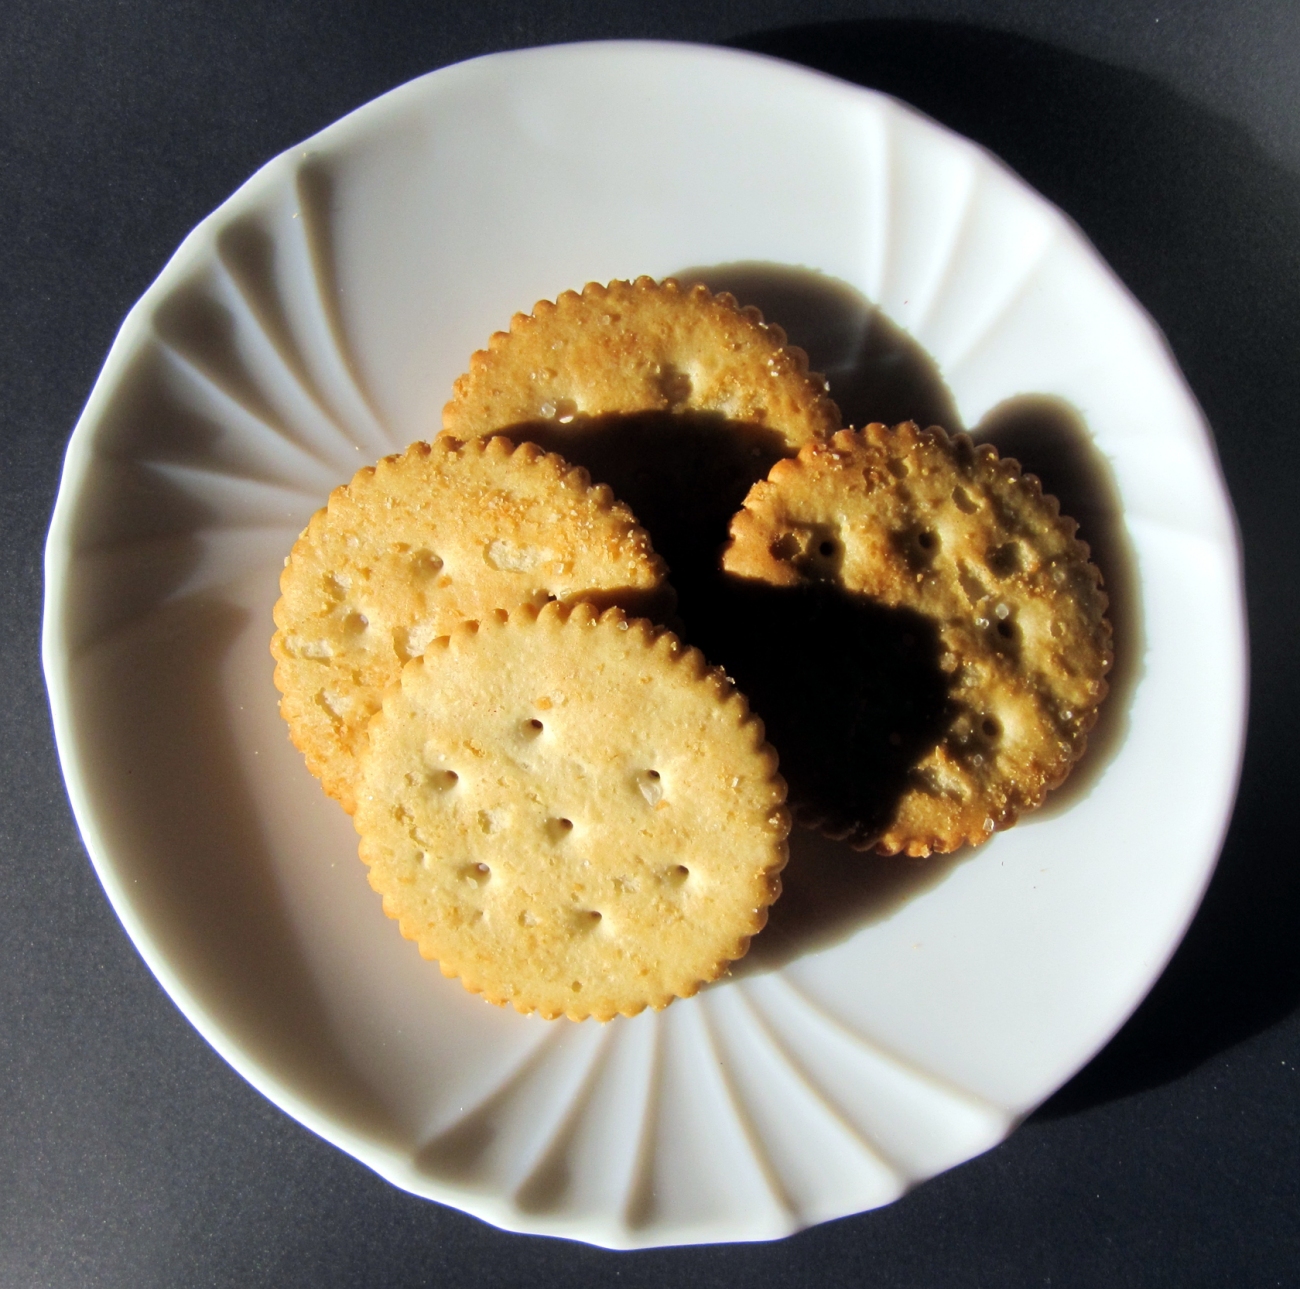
[3,1,1298,1285]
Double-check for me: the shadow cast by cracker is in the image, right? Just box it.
[973,393,1143,816]
[674,261,962,434]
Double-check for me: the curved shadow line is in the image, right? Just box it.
[154,343,341,485]
[413,1021,567,1166]
[216,223,370,465]
[863,102,892,303]
[72,525,301,656]
[295,160,395,452]
[143,457,321,509]
[731,983,908,1183]
[511,1023,619,1213]
[696,994,797,1219]
[942,226,1058,377]
[151,274,345,478]
[769,974,1007,1119]
[622,1014,666,1230]
[906,160,982,339]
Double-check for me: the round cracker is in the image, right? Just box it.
[272,436,669,813]
[443,276,840,448]
[441,279,841,603]
[353,601,789,1021]
[722,423,1112,856]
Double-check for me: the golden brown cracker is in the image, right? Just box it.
[352,601,789,1021]
[722,423,1112,855]
[443,276,840,448]
[272,436,669,813]
[441,278,842,595]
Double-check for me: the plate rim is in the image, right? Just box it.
[40,38,1249,1249]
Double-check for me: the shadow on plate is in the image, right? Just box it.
[675,260,962,432]
[733,15,1300,1113]
[976,394,1143,816]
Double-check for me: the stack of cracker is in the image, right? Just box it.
[272,421,790,1021]
[273,277,1112,1020]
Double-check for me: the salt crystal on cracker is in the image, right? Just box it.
[443,276,839,448]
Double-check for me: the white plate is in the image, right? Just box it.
[42,41,1246,1248]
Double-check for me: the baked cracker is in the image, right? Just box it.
[272,436,669,813]
[353,601,789,1021]
[441,278,842,598]
[722,423,1112,855]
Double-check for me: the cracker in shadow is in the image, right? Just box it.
[487,409,790,615]
[503,263,962,627]
[975,393,1142,812]
[692,577,954,848]
[674,261,963,431]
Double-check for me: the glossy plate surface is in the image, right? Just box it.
[43,42,1245,1247]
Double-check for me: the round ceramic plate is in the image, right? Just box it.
[43,41,1245,1248]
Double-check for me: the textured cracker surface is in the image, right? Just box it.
[441,278,844,629]
[442,277,841,448]
[271,437,668,813]
[353,602,789,1021]
[723,424,1112,855]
